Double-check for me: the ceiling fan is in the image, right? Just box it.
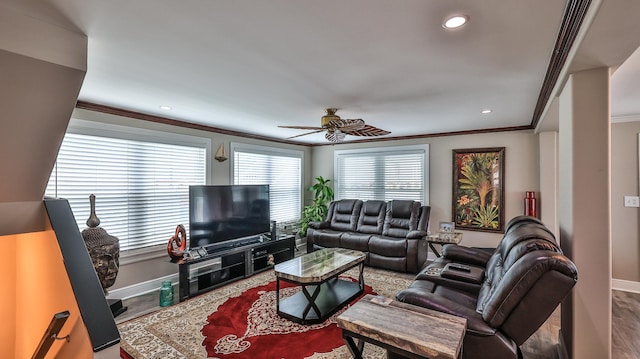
[279,108,391,142]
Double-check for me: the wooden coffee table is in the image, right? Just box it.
[274,248,366,324]
[337,294,466,359]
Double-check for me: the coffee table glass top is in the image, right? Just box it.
[274,248,365,283]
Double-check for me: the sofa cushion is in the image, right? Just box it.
[369,236,407,257]
[339,232,371,252]
[329,199,362,232]
[369,253,406,272]
[382,200,420,237]
[356,200,386,234]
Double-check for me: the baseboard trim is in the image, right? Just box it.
[106,273,178,301]
[612,279,640,293]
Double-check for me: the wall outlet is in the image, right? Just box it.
[624,196,640,207]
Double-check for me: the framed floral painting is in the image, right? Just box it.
[452,147,505,232]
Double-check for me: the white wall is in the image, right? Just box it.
[310,130,540,248]
[611,121,640,283]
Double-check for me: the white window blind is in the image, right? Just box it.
[232,143,303,223]
[334,145,429,203]
[46,130,207,253]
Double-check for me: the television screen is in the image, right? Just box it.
[189,185,270,249]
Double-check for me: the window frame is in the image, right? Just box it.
[51,119,212,264]
[333,144,430,205]
[230,142,304,225]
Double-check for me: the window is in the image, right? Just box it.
[46,120,209,253]
[231,143,303,224]
[334,145,429,204]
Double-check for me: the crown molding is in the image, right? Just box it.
[77,101,535,147]
[75,101,312,147]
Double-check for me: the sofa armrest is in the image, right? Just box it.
[308,221,330,229]
[396,287,495,336]
[442,244,493,267]
[406,230,428,239]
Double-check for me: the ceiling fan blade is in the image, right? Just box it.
[329,119,365,132]
[342,124,391,137]
[325,130,346,142]
[278,125,324,130]
[286,129,325,139]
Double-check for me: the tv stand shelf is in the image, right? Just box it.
[178,235,295,302]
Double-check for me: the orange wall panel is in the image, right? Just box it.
[13,230,92,359]
[0,234,17,357]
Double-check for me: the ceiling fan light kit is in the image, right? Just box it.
[279,108,391,143]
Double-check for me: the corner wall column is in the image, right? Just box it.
[539,131,559,236]
[558,67,611,358]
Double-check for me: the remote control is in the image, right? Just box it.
[449,264,471,272]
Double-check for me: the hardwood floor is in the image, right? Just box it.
[513,290,640,359]
[612,290,640,359]
[521,308,561,359]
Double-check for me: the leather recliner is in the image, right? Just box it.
[394,217,578,359]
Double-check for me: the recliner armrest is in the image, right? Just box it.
[442,244,493,267]
[406,230,428,239]
[441,263,485,284]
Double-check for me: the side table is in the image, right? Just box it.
[426,232,463,258]
[337,294,466,359]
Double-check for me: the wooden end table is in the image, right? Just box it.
[337,294,466,359]
[426,232,463,258]
[274,248,366,325]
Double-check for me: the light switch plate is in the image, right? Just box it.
[624,196,640,207]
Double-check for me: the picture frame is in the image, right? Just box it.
[439,221,455,233]
[452,147,505,232]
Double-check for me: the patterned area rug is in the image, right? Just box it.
[118,267,414,358]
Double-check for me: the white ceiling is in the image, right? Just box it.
[15,0,640,143]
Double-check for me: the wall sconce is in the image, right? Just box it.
[215,143,228,162]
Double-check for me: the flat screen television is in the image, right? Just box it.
[189,185,270,250]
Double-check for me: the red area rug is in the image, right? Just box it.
[200,278,373,358]
[118,267,414,358]
[120,349,134,359]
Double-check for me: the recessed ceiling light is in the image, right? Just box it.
[443,15,469,29]
[481,109,493,114]
[160,105,172,110]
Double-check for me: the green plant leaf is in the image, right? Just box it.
[298,176,334,236]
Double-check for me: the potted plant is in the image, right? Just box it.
[298,176,334,237]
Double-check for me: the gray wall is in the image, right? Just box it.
[311,130,540,248]
[612,121,640,282]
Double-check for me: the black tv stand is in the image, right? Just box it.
[178,234,295,301]
[202,236,265,255]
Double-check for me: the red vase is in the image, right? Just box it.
[524,191,537,218]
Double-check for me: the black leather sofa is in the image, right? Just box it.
[393,216,578,359]
[306,199,431,273]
